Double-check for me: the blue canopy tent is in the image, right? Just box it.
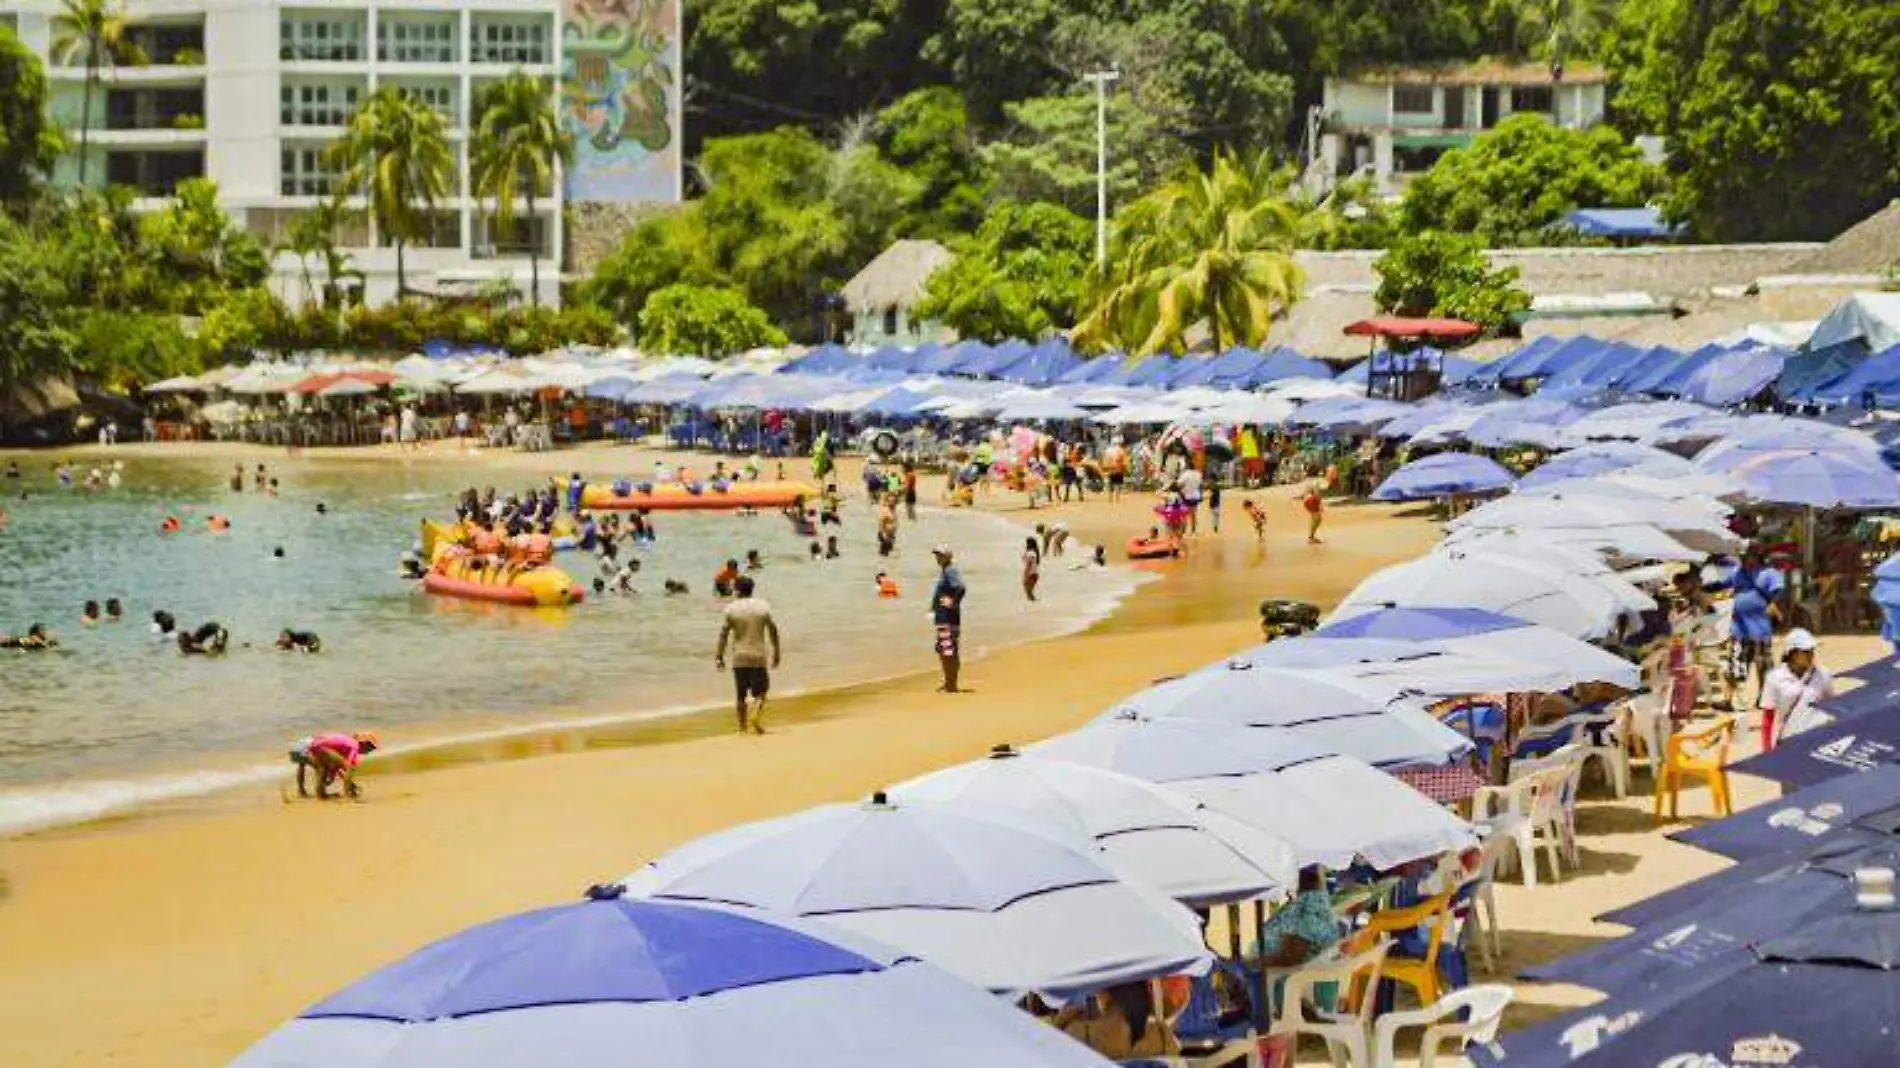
[1616,347,1695,394]
[1799,342,1900,405]
[863,345,923,373]
[1469,335,1561,384]
[916,340,986,375]
[1507,334,1613,382]
[1537,341,1656,391]
[858,386,942,419]
[778,344,854,375]
[1648,342,1732,396]
[1559,206,1683,240]
[1249,346,1333,386]
[998,339,1084,386]
[1167,347,1265,389]
[955,342,1032,379]
[1124,354,1188,389]
[1678,345,1787,406]
[1336,348,1482,388]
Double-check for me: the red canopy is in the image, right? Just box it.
[288,370,396,395]
[1344,317,1481,340]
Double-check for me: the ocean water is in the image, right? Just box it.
[0,455,1141,834]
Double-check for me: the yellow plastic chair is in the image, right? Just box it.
[1653,714,1737,820]
[1358,890,1456,1009]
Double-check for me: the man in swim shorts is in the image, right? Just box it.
[715,575,781,735]
[931,545,967,693]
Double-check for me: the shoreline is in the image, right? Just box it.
[0,444,1446,1068]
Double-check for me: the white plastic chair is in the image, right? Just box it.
[1457,834,1507,971]
[1267,937,1390,1068]
[1616,691,1673,787]
[1510,745,1587,865]
[1371,983,1515,1068]
[1472,765,1568,886]
[1571,710,1630,798]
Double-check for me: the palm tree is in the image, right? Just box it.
[275,198,362,308]
[470,71,572,306]
[327,87,452,296]
[1075,150,1304,356]
[51,0,143,187]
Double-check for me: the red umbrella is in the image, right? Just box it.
[1344,317,1481,340]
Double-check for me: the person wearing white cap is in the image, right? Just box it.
[1759,628,1835,749]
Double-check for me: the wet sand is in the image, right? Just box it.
[0,442,1440,1067]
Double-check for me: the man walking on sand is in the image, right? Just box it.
[715,575,781,734]
[931,545,967,693]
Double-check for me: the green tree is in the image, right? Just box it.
[1373,231,1530,332]
[0,215,77,430]
[580,208,718,326]
[1076,151,1304,355]
[914,201,1092,339]
[329,87,454,295]
[471,71,573,306]
[874,86,987,237]
[1400,113,1666,245]
[637,283,787,356]
[1607,0,1900,240]
[981,92,1186,218]
[51,0,143,187]
[1296,177,1399,250]
[136,177,269,314]
[0,27,60,210]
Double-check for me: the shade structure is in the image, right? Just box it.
[1675,344,1785,406]
[1425,533,1654,614]
[1518,471,1740,510]
[1724,711,1900,788]
[618,797,1210,999]
[1449,493,1738,556]
[1474,901,1900,1068]
[891,748,1295,907]
[224,895,1114,1068]
[1371,453,1516,500]
[1726,448,1900,509]
[1311,605,1640,689]
[1516,441,1700,487]
[143,374,204,393]
[1344,316,1480,340]
[1030,714,1475,871]
[1222,643,1573,700]
[1106,662,1474,768]
[1329,549,1650,640]
[1669,763,1900,863]
[1693,418,1881,471]
[1560,206,1680,239]
[1441,516,1708,564]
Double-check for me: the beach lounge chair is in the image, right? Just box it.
[1370,983,1514,1068]
[1654,714,1738,820]
[1266,937,1390,1068]
[1471,765,1569,886]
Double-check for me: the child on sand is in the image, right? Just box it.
[1300,482,1325,544]
[876,571,901,598]
[1022,537,1041,602]
[1244,499,1269,541]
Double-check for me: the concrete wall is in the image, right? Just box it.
[1295,244,1826,300]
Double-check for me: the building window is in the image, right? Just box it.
[882,307,899,336]
[1511,86,1554,114]
[280,147,339,197]
[279,81,361,127]
[379,18,456,64]
[280,17,364,62]
[474,20,549,65]
[1441,86,1467,127]
[395,83,455,123]
[1392,86,1435,116]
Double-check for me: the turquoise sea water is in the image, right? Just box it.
[0,454,1139,833]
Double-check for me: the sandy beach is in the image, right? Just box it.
[0,440,1876,1066]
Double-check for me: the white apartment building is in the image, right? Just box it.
[1318,61,1611,195]
[1,0,564,306]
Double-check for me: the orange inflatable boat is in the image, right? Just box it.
[1126,537,1181,560]
[577,480,817,512]
[422,556,584,607]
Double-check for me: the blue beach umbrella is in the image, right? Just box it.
[225,895,1113,1068]
[1518,441,1699,488]
[1522,834,1900,994]
[1311,606,1639,688]
[1372,452,1516,500]
[1475,899,1900,1068]
[1669,763,1900,862]
[1726,448,1900,508]
[1727,710,1900,789]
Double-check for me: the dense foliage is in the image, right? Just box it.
[1373,231,1531,331]
[1400,114,1666,245]
[1603,0,1900,241]
[913,202,1094,341]
[638,284,788,356]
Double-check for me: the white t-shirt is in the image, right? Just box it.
[1177,468,1204,502]
[1762,663,1835,743]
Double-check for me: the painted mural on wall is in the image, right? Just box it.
[562,0,681,203]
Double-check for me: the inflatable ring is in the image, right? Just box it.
[1127,538,1180,560]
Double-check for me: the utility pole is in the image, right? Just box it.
[1083,69,1120,266]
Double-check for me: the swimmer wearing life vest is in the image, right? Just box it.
[875,571,901,598]
[160,515,181,534]
[205,515,230,532]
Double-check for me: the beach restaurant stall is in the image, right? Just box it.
[1343,318,1482,402]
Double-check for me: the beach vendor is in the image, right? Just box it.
[304,731,379,800]
[1723,550,1784,713]
[1761,628,1835,748]
[931,545,967,693]
[714,575,780,735]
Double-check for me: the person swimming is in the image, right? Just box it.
[745,549,764,571]
[160,515,181,534]
[206,515,230,532]
[316,501,329,515]
[178,622,229,655]
[875,571,901,598]
[1,623,55,649]
[272,546,286,560]
[276,628,322,653]
[713,558,740,597]
[81,600,100,626]
[664,579,690,596]
[151,610,177,640]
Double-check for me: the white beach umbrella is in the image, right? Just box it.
[1442,520,1707,564]
[1102,663,1473,768]
[1451,493,1739,555]
[892,747,1295,907]
[1517,474,1737,515]
[1030,715,1475,871]
[619,796,1210,999]
[1430,531,1661,613]
[1312,605,1640,689]
[143,375,203,393]
[1330,549,1650,640]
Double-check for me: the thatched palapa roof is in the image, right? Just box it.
[841,239,954,313]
